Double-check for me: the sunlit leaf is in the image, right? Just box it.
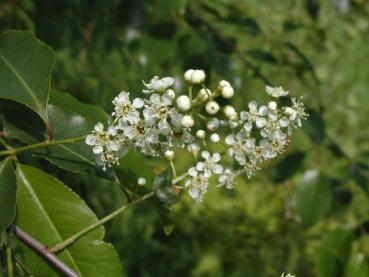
[16,163,123,276]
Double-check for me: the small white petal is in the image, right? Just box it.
[85,135,96,146]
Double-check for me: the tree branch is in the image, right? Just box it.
[9,225,79,277]
[49,192,155,253]
[0,135,86,157]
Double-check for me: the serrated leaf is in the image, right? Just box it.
[0,30,55,122]
[16,163,123,276]
[292,169,331,228]
[0,158,16,235]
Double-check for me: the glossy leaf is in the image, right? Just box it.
[0,158,16,235]
[292,169,331,228]
[0,30,55,122]
[315,228,353,277]
[16,163,123,276]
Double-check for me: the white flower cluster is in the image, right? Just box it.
[86,70,308,202]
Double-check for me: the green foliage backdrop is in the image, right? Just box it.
[1,0,369,276]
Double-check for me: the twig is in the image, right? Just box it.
[49,192,155,253]
[6,245,14,277]
[9,225,79,277]
[0,135,85,157]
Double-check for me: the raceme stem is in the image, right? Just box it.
[49,192,155,253]
[0,136,86,157]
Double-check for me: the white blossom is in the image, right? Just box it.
[205,101,220,115]
[265,85,289,98]
[143,76,175,93]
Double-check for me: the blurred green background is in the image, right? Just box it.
[1,0,369,276]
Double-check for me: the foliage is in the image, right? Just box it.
[1,0,369,276]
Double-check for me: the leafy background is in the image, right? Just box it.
[1,0,369,276]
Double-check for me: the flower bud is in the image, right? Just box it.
[221,85,234,98]
[218,80,230,89]
[268,101,277,111]
[207,118,220,131]
[196,88,210,102]
[138,177,147,186]
[176,95,191,111]
[181,115,195,128]
[184,69,194,82]
[224,105,236,118]
[196,129,206,139]
[284,107,295,116]
[187,143,200,156]
[164,150,174,160]
[205,101,220,115]
[166,89,175,99]
[191,69,206,84]
[210,133,220,143]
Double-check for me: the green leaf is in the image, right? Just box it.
[16,163,123,276]
[343,253,369,277]
[292,169,332,228]
[0,30,55,123]
[315,228,354,277]
[115,150,156,194]
[1,91,110,173]
[0,158,16,235]
[153,168,180,206]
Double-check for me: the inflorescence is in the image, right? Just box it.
[86,69,308,202]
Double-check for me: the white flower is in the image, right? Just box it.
[221,85,234,98]
[181,115,194,128]
[143,76,175,93]
[265,85,289,98]
[225,131,250,166]
[185,167,209,202]
[290,97,309,127]
[143,92,182,135]
[112,91,144,124]
[196,151,223,178]
[218,168,239,189]
[205,101,220,115]
[176,95,191,111]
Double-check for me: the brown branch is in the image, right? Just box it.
[9,225,79,277]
